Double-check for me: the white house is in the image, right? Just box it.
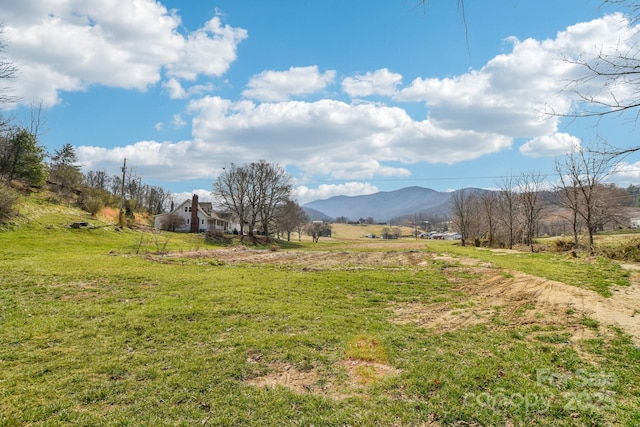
[154,195,229,233]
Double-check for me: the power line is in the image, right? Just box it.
[295,168,640,187]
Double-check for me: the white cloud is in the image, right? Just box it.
[187,96,513,174]
[396,14,639,138]
[76,95,512,183]
[519,133,582,158]
[172,114,187,128]
[34,11,640,196]
[163,78,215,99]
[609,161,640,183]
[2,1,246,107]
[170,189,215,205]
[163,78,187,99]
[242,66,336,102]
[154,122,163,131]
[166,16,247,81]
[76,139,218,181]
[342,68,403,98]
[295,183,379,205]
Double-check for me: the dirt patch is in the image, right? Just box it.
[392,266,640,346]
[245,363,328,395]
[245,359,400,398]
[159,245,640,344]
[476,271,640,345]
[392,301,493,332]
[155,246,431,269]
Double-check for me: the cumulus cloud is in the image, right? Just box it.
[342,68,403,98]
[242,66,336,102]
[396,14,638,138]
[163,78,187,99]
[608,161,640,184]
[186,96,512,175]
[2,0,246,107]
[166,16,247,81]
[58,12,640,194]
[76,140,218,181]
[519,133,582,158]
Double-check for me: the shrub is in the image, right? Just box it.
[552,238,576,252]
[0,182,18,224]
[600,238,640,262]
[161,214,185,231]
[205,229,230,244]
[83,196,104,216]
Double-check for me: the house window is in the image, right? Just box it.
[184,206,192,212]
[186,219,190,224]
[201,219,205,225]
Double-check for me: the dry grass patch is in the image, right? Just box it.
[246,335,401,398]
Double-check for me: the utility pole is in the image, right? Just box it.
[118,158,126,226]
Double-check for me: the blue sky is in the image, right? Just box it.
[2,0,640,204]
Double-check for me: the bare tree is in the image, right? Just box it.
[145,185,171,215]
[213,160,292,241]
[275,199,307,241]
[555,146,615,254]
[479,191,499,247]
[556,0,640,157]
[83,170,111,191]
[450,188,474,246]
[251,160,292,238]
[498,174,519,249]
[0,23,18,106]
[214,163,250,236]
[518,172,545,252]
[554,158,582,248]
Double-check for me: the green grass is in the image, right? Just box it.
[0,202,639,425]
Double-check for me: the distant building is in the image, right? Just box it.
[631,218,640,229]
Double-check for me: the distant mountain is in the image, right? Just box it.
[303,186,485,222]
[302,206,333,222]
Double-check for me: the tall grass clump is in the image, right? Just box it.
[599,237,640,262]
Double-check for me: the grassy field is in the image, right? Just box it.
[1,201,639,426]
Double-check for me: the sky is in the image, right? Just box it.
[3,0,640,205]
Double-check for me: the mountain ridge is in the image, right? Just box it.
[303,186,483,221]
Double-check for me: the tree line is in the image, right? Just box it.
[449,146,631,254]
[0,123,174,224]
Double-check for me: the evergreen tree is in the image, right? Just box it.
[0,129,47,186]
[50,143,82,190]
